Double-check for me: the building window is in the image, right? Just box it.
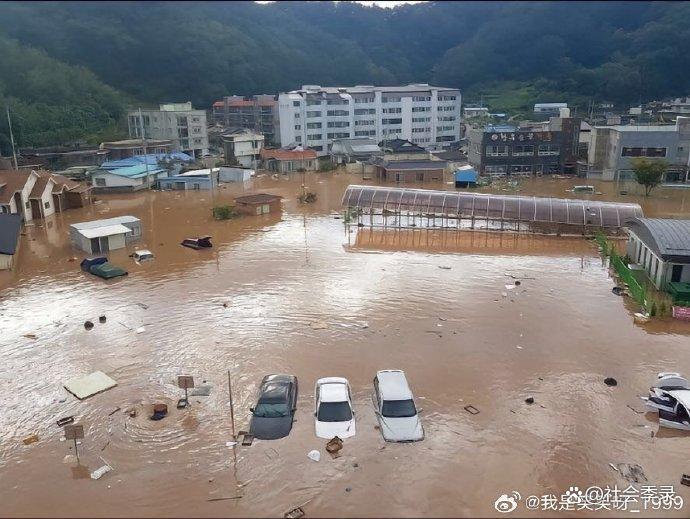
[95,178,106,187]
[512,145,534,156]
[355,130,376,137]
[44,201,50,209]
[382,107,402,114]
[412,106,431,112]
[326,110,349,117]
[307,111,321,118]
[294,136,301,142]
[295,124,301,130]
[382,118,403,125]
[511,165,533,175]
[326,132,350,139]
[354,108,376,115]
[294,113,300,119]
[441,106,455,112]
[439,95,457,101]
[486,145,509,157]
[307,134,322,140]
[306,100,321,106]
[538,144,560,156]
[307,122,322,129]
[621,147,667,158]
[326,99,348,105]
[327,121,349,128]
[355,120,374,126]
[355,97,374,104]
[312,145,323,151]
[413,117,431,123]
[485,165,507,175]
[412,127,429,133]
[293,101,301,107]
[412,96,431,102]
[382,96,401,103]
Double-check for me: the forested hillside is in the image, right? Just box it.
[1,1,689,152]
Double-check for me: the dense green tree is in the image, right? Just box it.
[632,158,667,196]
[0,1,689,149]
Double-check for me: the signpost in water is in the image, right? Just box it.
[64,424,84,461]
[177,375,194,408]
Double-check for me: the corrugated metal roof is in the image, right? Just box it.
[71,216,140,230]
[78,224,132,239]
[0,213,21,255]
[627,218,690,259]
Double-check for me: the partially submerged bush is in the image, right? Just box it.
[212,205,238,220]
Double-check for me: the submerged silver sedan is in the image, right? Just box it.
[372,370,424,442]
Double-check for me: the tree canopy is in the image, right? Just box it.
[0,1,689,149]
[632,157,667,196]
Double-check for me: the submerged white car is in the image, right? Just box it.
[314,377,356,439]
[132,249,154,262]
[373,370,424,442]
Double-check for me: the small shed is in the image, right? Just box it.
[625,218,690,291]
[218,166,253,183]
[70,216,142,254]
[455,166,478,188]
[0,213,22,270]
[158,169,216,191]
[374,159,447,183]
[234,194,283,216]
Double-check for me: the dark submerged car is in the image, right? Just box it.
[249,374,298,440]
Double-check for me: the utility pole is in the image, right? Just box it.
[138,108,151,189]
[6,106,18,170]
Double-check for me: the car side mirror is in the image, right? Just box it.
[417,408,424,414]
[250,407,255,413]
[314,411,317,417]
[374,410,381,417]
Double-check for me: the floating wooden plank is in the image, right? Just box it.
[64,371,117,400]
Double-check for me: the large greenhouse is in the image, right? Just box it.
[341,185,644,235]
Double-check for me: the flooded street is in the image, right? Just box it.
[1,172,690,517]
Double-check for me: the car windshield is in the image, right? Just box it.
[317,401,352,422]
[382,399,417,418]
[253,402,289,418]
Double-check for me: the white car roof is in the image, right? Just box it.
[317,378,349,402]
[668,390,690,409]
[135,249,153,255]
[377,370,413,400]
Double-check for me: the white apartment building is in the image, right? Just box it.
[128,102,209,158]
[278,84,462,156]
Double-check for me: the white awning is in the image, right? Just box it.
[78,224,132,239]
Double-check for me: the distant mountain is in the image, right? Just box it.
[1,1,689,150]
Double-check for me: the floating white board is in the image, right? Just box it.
[64,371,117,400]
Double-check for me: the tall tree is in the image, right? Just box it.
[632,157,667,196]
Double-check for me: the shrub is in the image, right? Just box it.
[212,205,237,220]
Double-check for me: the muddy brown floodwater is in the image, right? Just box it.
[1,172,690,518]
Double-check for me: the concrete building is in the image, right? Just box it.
[626,218,690,291]
[221,129,264,168]
[467,116,580,177]
[379,138,430,160]
[91,163,166,193]
[212,95,279,145]
[127,102,209,158]
[260,147,318,173]
[330,138,382,165]
[278,84,461,156]
[0,170,91,221]
[586,117,690,182]
[374,159,447,183]
[234,194,283,216]
[70,216,141,254]
[534,103,568,115]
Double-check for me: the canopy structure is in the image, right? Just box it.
[342,185,643,235]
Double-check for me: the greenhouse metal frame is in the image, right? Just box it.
[342,185,643,235]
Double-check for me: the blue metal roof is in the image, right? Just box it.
[485,124,517,133]
[102,164,165,179]
[454,168,477,182]
[101,153,194,170]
